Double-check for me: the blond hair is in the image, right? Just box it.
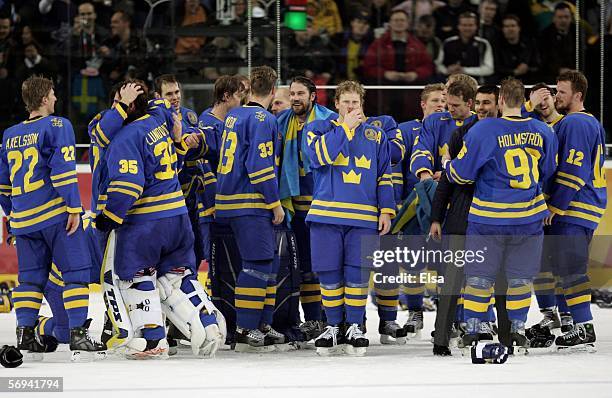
[22,75,54,113]
[334,80,366,103]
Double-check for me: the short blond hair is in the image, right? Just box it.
[22,75,54,113]
[334,80,365,104]
[499,77,525,108]
[421,83,445,102]
[447,73,478,93]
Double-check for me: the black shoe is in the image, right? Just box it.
[315,325,341,348]
[235,327,266,348]
[560,312,574,333]
[510,331,529,349]
[345,324,369,348]
[16,326,46,352]
[555,323,596,347]
[459,333,479,348]
[433,344,451,356]
[70,319,106,352]
[526,324,555,348]
[260,324,286,345]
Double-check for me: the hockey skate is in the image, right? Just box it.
[403,310,424,338]
[560,312,574,333]
[125,338,169,360]
[525,324,555,348]
[478,322,495,342]
[555,323,596,353]
[433,344,451,356]
[314,325,344,356]
[344,323,368,356]
[261,324,290,351]
[509,331,530,355]
[536,307,562,330]
[234,327,275,353]
[70,319,107,362]
[459,333,480,356]
[299,320,326,342]
[448,322,466,348]
[379,320,407,345]
[16,326,47,361]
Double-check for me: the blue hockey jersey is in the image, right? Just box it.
[397,119,422,204]
[88,102,128,214]
[0,116,83,234]
[215,104,281,218]
[410,111,477,177]
[102,112,187,225]
[546,112,607,230]
[305,119,396,229]
[444,116,558,225]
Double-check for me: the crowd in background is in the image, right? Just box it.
[0,0,610,141]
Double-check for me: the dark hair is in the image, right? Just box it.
[417,14,435,27]
[21,75,53,113]
[557,70,588,100]
[477,84,499,103]
[109,81,124,106]
[499,77,525,108]
[458,11,478,23]
[390,9,410,20]
[502,14,521,25]
[124,78,149,119]
[447,80,476,102]
[530,82,555,96]
[554,2,572,13]
[290,76,316,96]
[154,74,179,94]
[113,10,131,24]
[213,75,243,105]
[250,66,277,97]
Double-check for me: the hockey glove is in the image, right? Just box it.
[95,213,120,232]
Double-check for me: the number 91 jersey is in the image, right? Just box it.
[0,116,83,235]
[444,116,558,225]
[100,113,188,226]
[215,105,281,218]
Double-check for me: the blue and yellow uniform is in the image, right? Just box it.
[305,118,395,326]
[545,111,607,324]
[0,115,92,330]
[397,119,422,204]
[444,116,557,332]
[215,103,281,330]
[410,111,477,177]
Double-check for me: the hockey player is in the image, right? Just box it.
[214,66,286,352]
[155,74,216,267]
[524,84,573,339]
[443,77,557,350]
[94,83,225,359]
[405,79,477,336]
[277,76,336,342]
[305,81,395,356]
[544,70,607,350]
[0,76,105,360]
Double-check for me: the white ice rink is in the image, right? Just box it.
[1,294,612,398]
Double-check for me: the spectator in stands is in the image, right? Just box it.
[435,12,493,82]
[0,15,15,124]
[362,9,433,84]
[478,0,500,47]
[67,2,109,76]
[14,25,42,61]
[495,14,540,83]
[538,2,575,82]
[393,0,445,26]
[370,0,391,29]
[286,17,334,89]
[433,0,475,40]
[38,0,77,32]
[175,0,208,56]
[415,14,442,63]
[332,9,374,81]
[15,42,56,85]
[308,0,343,37]
[100,10,147,84]
[271,87,291,115]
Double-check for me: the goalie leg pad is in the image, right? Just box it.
[158,270,226,356]
[119,274,164,335]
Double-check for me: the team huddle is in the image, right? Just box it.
[0,65,606,361]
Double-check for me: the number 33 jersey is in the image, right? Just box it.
[215,104,281,218]
[101,113,188,225]
[0,116,83,235]
[444,116,558,225]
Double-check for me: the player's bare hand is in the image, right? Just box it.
[384,71,401,82]
[272,205,285,225]
[172,113,183,142]
[66,213,80,236]
[343,108,363,130]
[378,213,392,236]
[433,171,442,181]
[184,133,200,149]
[429,221,442,242]
[544,212,555,226]
[119,83,144,106]
[419,171,433,181]
[529,88,549,108]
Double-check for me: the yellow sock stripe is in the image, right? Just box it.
[48,273,65,287]
[534,282,556,291]
[463,300,489,313]
[507,284,532,295]
[322,298,344,307]
[321,287,344,297]
[235,299,265,309]
[300,295,322,304]
[300,284,321,292]
[566,295,591,306]
[401,286,425,295]
[235,287,266,297]
[64,299,89,310]
[564,281,591,296]
[464,286,491,298]
[63,287,89,298]
[345,298,367,306]
[38,317,51,335]
[345,287,369,295]
[375,288,399,295]
[506,297,531,310]
[12,291,43,299]
[376,298,399,307]
[14,301,42,309]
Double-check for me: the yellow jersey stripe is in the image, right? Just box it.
[107,187,140,199]
[472,194,545,210]
[555,178,581,191]
[563,210,601,223]
[320,135,333,165]
[10,206,67,228]
[568,201,606,215]
[308,208,378,222]
[248,166,274,179]
[10,197,64,219]
[127,200,185,215]
[557,171,585,186]
[109,180,144,193]
[133,190,183,205]
[96,124,110,146]
[103,208,124,224]
[215,201,279,210]
[52,178,79,188]
[315,139,325,165]
[311,199,377,213]
[50,170,77,181]
[216,193,265,201]
[250,173,275,185]
[469,203,548,218]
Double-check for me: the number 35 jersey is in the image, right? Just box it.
[444,116,558,225]
[215,104,281,218]
[101,113,187,225]
[0,116,83,235]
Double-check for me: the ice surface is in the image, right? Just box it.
[1,294,611,398]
